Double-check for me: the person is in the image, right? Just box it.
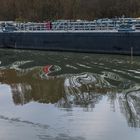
[46,21,52,30]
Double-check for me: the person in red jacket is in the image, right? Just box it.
[46,21,52,30]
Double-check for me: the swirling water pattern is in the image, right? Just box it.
[0,49,140,140]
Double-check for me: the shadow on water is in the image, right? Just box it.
[0,49,140,129]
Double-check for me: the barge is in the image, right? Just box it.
[0,18,140,55]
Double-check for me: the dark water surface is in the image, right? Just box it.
[0,49,140,140]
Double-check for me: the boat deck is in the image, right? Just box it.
[1,18,140,32]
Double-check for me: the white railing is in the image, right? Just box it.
[1,18,140,32]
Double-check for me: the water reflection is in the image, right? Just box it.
[0,58,140,129]
[119,91,140,128]
[0,49,140,138]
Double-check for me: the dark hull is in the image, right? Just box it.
[0,32,140,55]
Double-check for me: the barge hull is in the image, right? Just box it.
[0,32,140,55]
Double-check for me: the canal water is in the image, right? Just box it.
[0,49,140,140]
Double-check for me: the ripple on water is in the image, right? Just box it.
[65,64,78,70]
[76,63,91,69]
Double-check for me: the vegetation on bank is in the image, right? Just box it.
[0,0,140,21]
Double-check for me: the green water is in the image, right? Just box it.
[0,49,140,140]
